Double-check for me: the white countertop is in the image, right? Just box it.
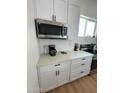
[37,51,94,67]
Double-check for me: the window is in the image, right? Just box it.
[78,18,86,37]
[78,15,97,37]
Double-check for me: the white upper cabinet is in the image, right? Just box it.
[35,0,68,23]
[68,0,80,40]
[36,0,53,20]
[54,0,68,23]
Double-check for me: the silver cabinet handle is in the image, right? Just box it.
[56,70,60,76]
[52,15,56,21]
[80,71,84,73]
[56,71,57,76]
[55,15,56,21]
[81,63,85,65]
[55,64,60,66]
[82,58,86,60]
[52,15,54,21]
[58,70,60,75]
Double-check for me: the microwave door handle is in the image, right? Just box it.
[61,31,64,36]
[35,20,40,37]
[61,26,64,36]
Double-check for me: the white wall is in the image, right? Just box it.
[39,37,96,54]
[80,0,97,19]
[27,0,40,93]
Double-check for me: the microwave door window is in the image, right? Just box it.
[49,27,62,35]
[38,24,48,35]
[38,24,62,35]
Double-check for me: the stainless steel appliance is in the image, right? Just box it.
[35,19,68,39]
[80,44,97,71]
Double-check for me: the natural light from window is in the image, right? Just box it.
[85,21,95,37]
[78,16,96,37]
[78,18,86,37]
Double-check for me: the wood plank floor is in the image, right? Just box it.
[46,73,97,93]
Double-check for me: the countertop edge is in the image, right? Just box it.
[37,51,94,67]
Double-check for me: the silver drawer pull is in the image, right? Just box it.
[55,64,60,66]
[82,58,86,60]
[58,70,60,75]
[80,71,84,73]
[81,64,85,65]
[56,71,57,76]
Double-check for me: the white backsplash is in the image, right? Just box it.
[39,37,97,54]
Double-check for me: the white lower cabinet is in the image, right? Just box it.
[70,70,90,81]
[38,61,70,93]
[57,62,70,86]
[39,69,58,92]
[38,55,93,93]
[70,56,93,81]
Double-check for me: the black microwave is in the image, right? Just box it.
[35,19,68,39]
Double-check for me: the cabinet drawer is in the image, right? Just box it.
[71,56,92,69]
[40,64,56,73]
[54,61,70,69]
[70,70,90,81]
[40,62,70,72]
[71,65,90,74]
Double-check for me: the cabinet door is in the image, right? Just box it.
[39,68,57,92]
[54,0,68,23]
[57,62,70,86]
[36,0,53,20]
[68,2,80,40]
